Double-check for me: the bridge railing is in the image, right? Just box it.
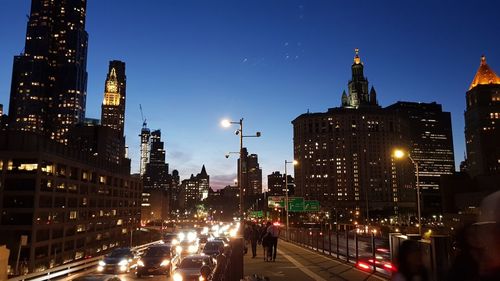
[7,240,162,281]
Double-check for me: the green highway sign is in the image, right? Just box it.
[268,196,285,208]
[288,197,305,212]
[250,210,263,218]
[304,200,320,212]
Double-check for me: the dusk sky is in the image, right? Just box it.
[1,0,499,189]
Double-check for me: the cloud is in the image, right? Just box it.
[210,174,237,190]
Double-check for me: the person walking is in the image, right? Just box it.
[266,222,280,262]
[250,223,260,258]
[260,222,270,261]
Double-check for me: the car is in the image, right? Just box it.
[356,255,396,273]
[202,241,225,256]
[172,255,215,281]
[136,245,174,277]
[96,248,136,274]
[175,240,200,257]
[72,274,122,281]
[163,233,178,245]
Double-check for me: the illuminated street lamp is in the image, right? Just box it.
[221,118,261,218]
[284,160,298,240]
[393,149,422,236]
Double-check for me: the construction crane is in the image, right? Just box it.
[139,104,150,176]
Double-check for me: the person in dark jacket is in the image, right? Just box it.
[250,223,260,258]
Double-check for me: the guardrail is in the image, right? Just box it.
[8,240,163,281]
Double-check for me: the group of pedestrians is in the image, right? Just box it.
[244,221,280,262]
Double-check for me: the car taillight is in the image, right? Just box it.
[357,262,370,271]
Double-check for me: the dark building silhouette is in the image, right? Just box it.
[238,148,263,196]
[292,50,414,221]
[465,55,500,177]
[8,0,88,144]
[267,171,294,196]
[101,61,126,136]
[143,130,169,189]
[387,102,455,215]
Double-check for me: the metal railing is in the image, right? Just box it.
[283,227,392,278]
[8,240,163,281]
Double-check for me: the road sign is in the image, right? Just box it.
[287,197,305,212]
[304,200,320,212]
[250,211,263,218]
[268,196,285,208]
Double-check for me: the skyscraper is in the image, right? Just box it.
[465,55,500,177]
[238,148,263,196]
[101,61,126,136]
[8,0,88,143]
[143,130,169,189]
[387,102,455,214]
[267,171,294,196]
[293,50,414,221]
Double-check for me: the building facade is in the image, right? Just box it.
[267,171,294,196]
[179,166,210,210]
[0,132,141,273]
[465,55,500,178]
[292,50,414,221]
[8,0,89,143]
[387,102,455,214]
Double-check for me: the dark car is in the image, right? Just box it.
[172,255,215,281]
[72,274,122,281]
[136,245,174,277]
[202,241,224,256]
[163,233,178,245]
[97,248,135,274]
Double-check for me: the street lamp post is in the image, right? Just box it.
[393,149,422,236]
[284,160,298,240]
[221,119,261,218]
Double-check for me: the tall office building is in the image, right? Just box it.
[238,148,263,196]
[8,0,88,143]
[101,61,126,135]
[292,50,414,221]
[143,130,169,189]
[465,55,500,177]
[179,166,210,209]
[387,102,455,214]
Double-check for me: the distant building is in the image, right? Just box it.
[292,49,414,221]
[8,0,88,144]
[465,55,500,177]
[387,102,455,215]
[238,148,263,196]
[267,171,294,196]
[179,166,210,209]
[101,61,126,136]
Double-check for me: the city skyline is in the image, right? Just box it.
[1,1,500,189]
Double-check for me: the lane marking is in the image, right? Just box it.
[277,248,328,281]
[282,241,388,281]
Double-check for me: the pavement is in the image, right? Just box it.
[244,240,389,281]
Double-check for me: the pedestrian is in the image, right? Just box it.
[261,223,273,261]
[469,191,500,281]
[266,222,280,262]
[392,240,429,281]
[259,223,270,261]
[250,223,260,258]
[243,221,251,255]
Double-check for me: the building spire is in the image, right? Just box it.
[469,55,500,90]
[354,48,361,65]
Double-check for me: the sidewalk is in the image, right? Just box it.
[244,240,388,281]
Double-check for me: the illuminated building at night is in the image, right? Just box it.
[238,148,263,196]
[101,61,126,136]
[292,50,415,221]
[267,171,294,196]
[179,166,210,209]
[465,55,500,177]
[8,0,89,144]
[387,102,455,215]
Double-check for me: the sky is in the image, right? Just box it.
[1,0,499,189]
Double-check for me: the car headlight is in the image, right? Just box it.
[188,245,197,253]
[178,232,186,241]
[176,246,182,253]
[172,239,179,245]
[98,260,106,266]
[160,259,170,267]
[118,259,128,266]
[173,273,183,281]
[137,260,145,267]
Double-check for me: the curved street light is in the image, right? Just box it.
[393,149,422,236]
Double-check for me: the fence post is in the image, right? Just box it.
[316,230,319,251]
[346,228,349,263]
[322,230,325,254]
[328,226,332,255]
[336,227,340,259]
[371,232,376,272]
[355,232,359,262]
